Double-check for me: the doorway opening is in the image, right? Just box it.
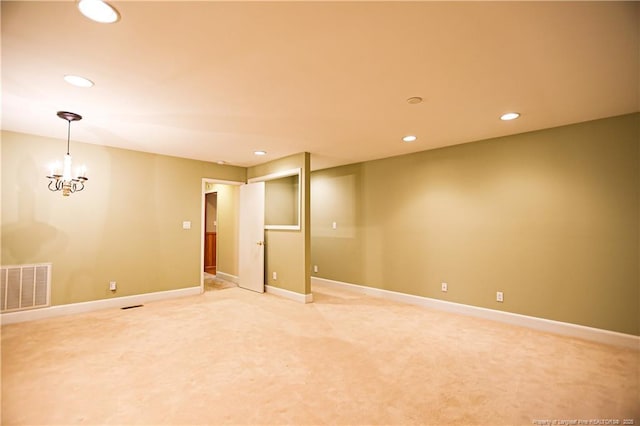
[200,178,244,293]
[204,192,217,275]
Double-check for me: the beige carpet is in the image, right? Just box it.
[1,282,638,425]
[204,276,238,292]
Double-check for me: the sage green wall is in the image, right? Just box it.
[248,152,311,295]
[1,131,246,305]
[265,175,298,226]
[206,183,240,278]
[311,114,639,335]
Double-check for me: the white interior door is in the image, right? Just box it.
[239,182,265,293]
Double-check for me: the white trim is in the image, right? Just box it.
[0,286,202,325]
[312,277,640,350]
[264,225,300,231]
[265,285,313,304]
[216,271,238,284]
[247,168,300,184]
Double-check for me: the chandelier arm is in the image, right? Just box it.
[47,178,64,192]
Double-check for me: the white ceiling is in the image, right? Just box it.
[2,1,638,171]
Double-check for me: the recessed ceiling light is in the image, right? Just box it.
[64,74,94,88]
[407,97,423,104]
[254,151,267,156]
[216,160,226,165]
[500,112,521,121]
[402,135,417,143]
[77,0,120,23]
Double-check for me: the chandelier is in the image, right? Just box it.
[46,111,88,196]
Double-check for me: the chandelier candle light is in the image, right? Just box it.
[46,111,88,196]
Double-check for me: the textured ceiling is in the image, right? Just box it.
[2,1,638,170]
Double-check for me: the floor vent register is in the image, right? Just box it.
[0,263,51,313]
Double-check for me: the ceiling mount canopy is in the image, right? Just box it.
[57,111,82,122]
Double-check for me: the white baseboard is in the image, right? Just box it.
[1,286,202,325]
[266,285,313,304]
[216,271,238,284]
[312,277,639,350]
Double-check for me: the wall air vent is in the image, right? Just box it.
[1,263,51,313]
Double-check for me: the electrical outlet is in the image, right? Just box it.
[441,282,448,292]
[496,291,504,302]
[109,281,117,291]
[313,265,318,273]
[272,272,277,280]
[332,221,337,230]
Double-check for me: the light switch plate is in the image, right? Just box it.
[182,221,191,229]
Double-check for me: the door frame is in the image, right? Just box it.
[200,178,244,293]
